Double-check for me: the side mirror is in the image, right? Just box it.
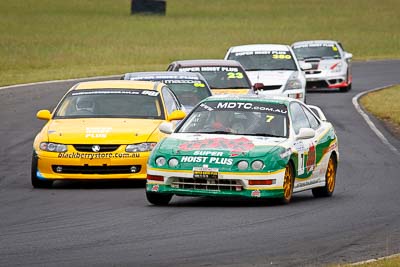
[297,128,315,140]
[159,122,173,134]
[167,110,186,121]
[300,62,312,70]
[36,110,51,120]
[344,52,353,60]
[307,105,327,121]
[253,83,265,91]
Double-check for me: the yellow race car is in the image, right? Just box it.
[32,80,186,188]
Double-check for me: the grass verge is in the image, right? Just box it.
[360,85,400,138]
[1,0,400,86]
[353,255,400,266]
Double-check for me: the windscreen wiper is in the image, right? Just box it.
[196,130,236,135]
[241,133,283,138]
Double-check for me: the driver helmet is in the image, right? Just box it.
[76,96,95,112]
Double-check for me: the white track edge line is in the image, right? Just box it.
[0,74,120,91]
[352,85,400,156]
[350,252,400,265]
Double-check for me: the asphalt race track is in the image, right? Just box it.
[0,60,399,267]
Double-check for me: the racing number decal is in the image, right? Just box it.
[265,115,275,122]
[294,141,306,175]
[227,72,244,79]
[298,153,305,175]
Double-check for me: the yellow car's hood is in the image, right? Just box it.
[45,118,163,144]
[211,88,250,95]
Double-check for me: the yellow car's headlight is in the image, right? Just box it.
[39,142,68,152]
[126,142,157,152]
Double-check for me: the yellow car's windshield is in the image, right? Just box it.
[54,89,165,119]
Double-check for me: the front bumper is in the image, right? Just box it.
[305,72,350,89]
[147,183,284,198]
[146,168,286,199]
[35,150,150,180]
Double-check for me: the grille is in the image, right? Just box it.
[328,78,344,85]
[305,70,322,75]
[73,144,120,152]
[260,85,282,91]
[171,177,243,191]
[52,165,141,174]
[304,59,320,70]
[306,81,328,89]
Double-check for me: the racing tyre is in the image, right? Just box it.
[31,152,53,188]
[312,156,337,198]
[146,191,173,206]
[281,162,294,204]
[339,83,351,92]
[340,73,352,92]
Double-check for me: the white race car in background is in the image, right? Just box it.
[224,44,310,102]
[291,40,353,92]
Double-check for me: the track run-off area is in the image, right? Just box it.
[0,60,399,266]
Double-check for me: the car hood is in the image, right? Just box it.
[246,70,295,86]
[157,133,288,157]
[44,118,163,144]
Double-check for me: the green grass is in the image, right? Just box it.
[334,254,400,266]
[360,85,400,135]
[356,256,400,267]
[0,0,399,86]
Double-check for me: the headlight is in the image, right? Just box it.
[126,142,156,152]
[168,158,179,168]
[284,78,302,90]
[330,62,342,73]
[251,160,264,170]
[284,72,302,91]
[238,160,249,170]
[155,157,166,167]
[39,142,67,152]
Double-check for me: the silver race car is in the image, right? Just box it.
[291,40,353,92]
[225,44,309,102]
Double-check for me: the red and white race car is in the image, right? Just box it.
[292,40,353,92]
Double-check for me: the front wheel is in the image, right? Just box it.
[339,83,351,92]
[312,156,337,198]
[281,163,294,204]
[31,152,53,188]
[146,191,173,206]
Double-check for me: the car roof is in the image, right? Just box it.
[73,80,162,91]
[202,94,293,105]
[124,71,205,80]
[228,44,291,53]
[170,59,244,68]
[292,40,338,47]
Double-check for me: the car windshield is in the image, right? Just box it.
[54,89,165,119]
[292,43,341,60]
[178,66,251,89]
[227,51,297,71]
[161,80,211,109]
[177,101,289,137]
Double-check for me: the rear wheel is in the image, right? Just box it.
[31,152,53,188]
[146,191,173,206]
[281,163,295,204]
[312,156,337,197]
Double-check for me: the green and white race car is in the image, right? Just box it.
[146,95,338,205]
